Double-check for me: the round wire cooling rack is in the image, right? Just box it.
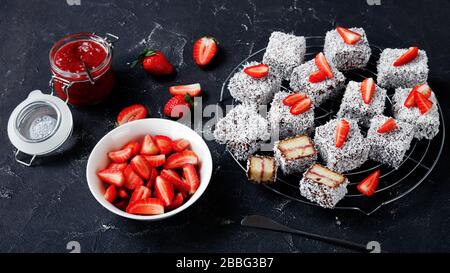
[218,36,445,215]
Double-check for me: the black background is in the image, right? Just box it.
[0,0,449,253]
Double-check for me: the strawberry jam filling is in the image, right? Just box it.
[54,40,107,73]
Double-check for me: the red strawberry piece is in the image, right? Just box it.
[393,47,419,67]
[123,165,144,190]
[167,192,184,210]
[335,119,350,148]
[97,169,125,187]
[164,150,199,169]
[130,155,152,180]
[114,200,129,211]
[108,147,133,163]
[169,83,202,97]
[193,36,218,66]
[140,134,160,155]
[154,135,173,155]
[126,198,164,215]
[163,94,193,118]
[106,162,128,171]
[290,97,312,115]
[282,92,307,106]
[360,77,376,104]
[118,188,130,199]
[116,104,148,126]
[357,169,381,196]
[414,83,432,98]
[308,70,328,83]
[414,92,433,115]
[160,169,191,192]
[129,185,151,204]
[123,141,141,156]
[243,63,269,79]
[154,176,174,207]
[404,89,417,108]
[377,117,398,134]
[336,26,362,45]
[172,139,190,152]
[146,167,159,189]
[104,185,117,203]
[143,154,166,167]
[183,164,200,195]
[132,49,174,76]
[315,52,333,79]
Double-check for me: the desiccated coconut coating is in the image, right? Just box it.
[377,48,429,89]
[367,115,415,169]
[228,61,281,107]
[268,91,315,140]
[314,118,369,173]
[290,59,346,106]
[337,81,387,127]
[214,104,270,160]
[262,31,306,80]
[392,87,440,140]
[324,27,371,71]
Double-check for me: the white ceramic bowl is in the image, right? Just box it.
[86,118,213,221]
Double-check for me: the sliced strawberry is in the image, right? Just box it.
[108,147,133,163]
[193,36,218,66]
[290,97,312,115]
[154,135,173,155]
[360,78,376,104]
[169,83,202,97]
[123,165,144,190]
[130,155,152,180]
[129,185,151,204]
[97,169,125,187]
[117,104,148,126]
[393,47,419,67]
[308,70,328,83]
[414,92,433,115]
[183,164,200,195]
[357,169,381,196]
[243,63,269,79]
[140,134,159,155]
[146,167,159,189]
[124,141,141,156]
[117,188,130,199]
[404,84,432,108]
[172,139,190,152]
[315,52,333,79]
[160,169,191,192]
[106,162,128,171]
[282,92,307,106]
[104,185,117,203]
[336,26,362,45]
[114,200,129,211]
[164,150,199,169]
[167,192,184,210]
[404,89,417,108]
[377,117,398,134]
[126,198,164,215]
[154,176,174,207]
[335,119,350,148]
[143,154,166,167]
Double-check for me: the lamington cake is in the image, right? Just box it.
[246,155,278,184]
[314,118,369,173]
[268,91,315,140]
[299,164,349,209]
[262,31,306,80]
[337,79,387,127]
[324,26,371,71]
[392,84,440,140]
[377,47,429,89]
[274,135,317,174]
[367,115,415,169]
[228,61,281,106]
[214,104,270,160]
[290,52,346,106]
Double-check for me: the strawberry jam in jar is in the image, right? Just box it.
[49,33,118,106]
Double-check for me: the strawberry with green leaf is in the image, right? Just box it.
[132,49,174,76]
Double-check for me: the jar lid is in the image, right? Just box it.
[7,90,73,165]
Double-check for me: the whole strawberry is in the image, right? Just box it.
[132,49,174,76]
[164,94,193,118]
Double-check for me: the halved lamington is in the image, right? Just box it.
[337,78,387,127]
[228,61,280,106]
[367,115,415,169]
[246,155,278,184]
[268,91,315,140]
[262,31,306,80]
[314,118,369,173]
[274,135,317,174]
[290,52,346,106]
[214,104,270,160]
[299,164,349,209]
[377,47,429,89]
[392,84,440,140]
[324,26,371,71]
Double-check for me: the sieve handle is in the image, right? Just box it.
[14,150,36,167]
